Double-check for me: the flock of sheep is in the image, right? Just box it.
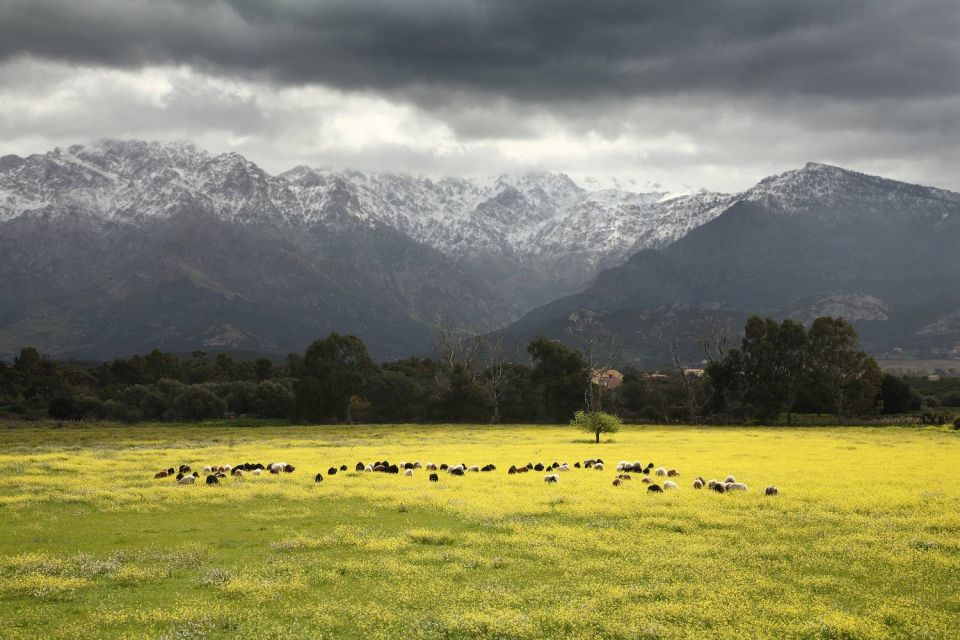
[151,456,778,495]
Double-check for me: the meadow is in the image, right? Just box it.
[0,421,958,639]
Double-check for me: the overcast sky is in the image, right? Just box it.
[1,0,959,192]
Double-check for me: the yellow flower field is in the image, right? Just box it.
[0,422,958,639]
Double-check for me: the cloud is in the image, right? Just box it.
[1,1,959,191]
[2,0,958,103]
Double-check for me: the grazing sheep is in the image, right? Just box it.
[724,475,736,484]
[339,464,347,472]
[355,462,365,472]
[328,467,338,476]
[154,470,168,479]
[516,466,529,474]
[314,473,323,483]
[269,467,281,475]
[647,484,663,493]
[693,479,704,490]
[373,464,386,472]
[413,462,422,469]
[557,464,570,472]
[404,469,414,477]
[612,478,622,487]
[726,482,748,491]
[711,482,726,494]
[655,467,667,476]
[429,473,439,482]
[177,475,196,485]
[765,485,779,496]
[388,464,400,474]
[544,474,559,483]
[616,461,629,471]
[617,474,631,481]
[205,475,219,485]
[508,465,518,475]
[365,464,374,472]
[584,460,595,468]
[426,463,437,471]
[440,464,449,471]
[179,465,191,473]
[449,464,465,474]
[202,466,213,474]
[594,462,604,471]
[175,472,184,481]
[232,468,244,477]
[707,479,718,489]
[667,469,679,477]
[664,481,678,490]
[404,462,414,470]
[450,467,465,476]
[268,463,287,473]
[482,464,496,472]
[574,462,581,469]
[251,468,261,476]
[642,477,652,484]
[534,463,545,472]
[468,466,480,473]
[642,467,651,475]
[284,464,295,473]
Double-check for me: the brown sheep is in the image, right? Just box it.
[693,478,704,489]
[612,478,622,487]
[667,469,679,477]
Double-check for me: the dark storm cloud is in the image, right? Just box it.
[2,0,958,104]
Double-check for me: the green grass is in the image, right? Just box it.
[0,422,958,639]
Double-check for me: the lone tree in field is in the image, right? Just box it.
[571,410,622,443]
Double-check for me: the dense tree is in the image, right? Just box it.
[297,334,376,422]
[171,386,225,421]
[878,374,922,414]
[527,336,589,422]
[805,317,882,422]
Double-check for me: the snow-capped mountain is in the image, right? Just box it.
[0,139,732,359]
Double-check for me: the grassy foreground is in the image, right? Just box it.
[0,422,958,639]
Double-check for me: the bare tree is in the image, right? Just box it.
[696,314,733,364]
[433,316,515,423]
[649,321,700,424]
[567,310,619,412]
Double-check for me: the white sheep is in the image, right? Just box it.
[202,465,213,474]
[468,465,480,473]
[404,469,414,477]
[655,467,667,476]
[177,475,196,485]
[616,461,630,471]
[251,468,262,476]
[557,464,570,472]
[594,462,604,471]
[365,464,374,472]
[725,482,748,491]
[664,480,678,490]
[724,475,737,484]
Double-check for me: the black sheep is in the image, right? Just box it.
[314,473,324,483]
[206,475,219,485]
[450,467,465,476]
[712,483,726,494]
[388,464,400,474]
[284,464,295,473]
[534,463,544,472]
[429,473,439,482]
[339,464,347,472]
[508,465,517,474]
[355,462,365,472]
[328,467,338,476]
[440,464,449,471]
[404,462,414,470]
[574,462,581,468]
[647,484,662,493]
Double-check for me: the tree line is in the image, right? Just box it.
[0,316,955,425]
